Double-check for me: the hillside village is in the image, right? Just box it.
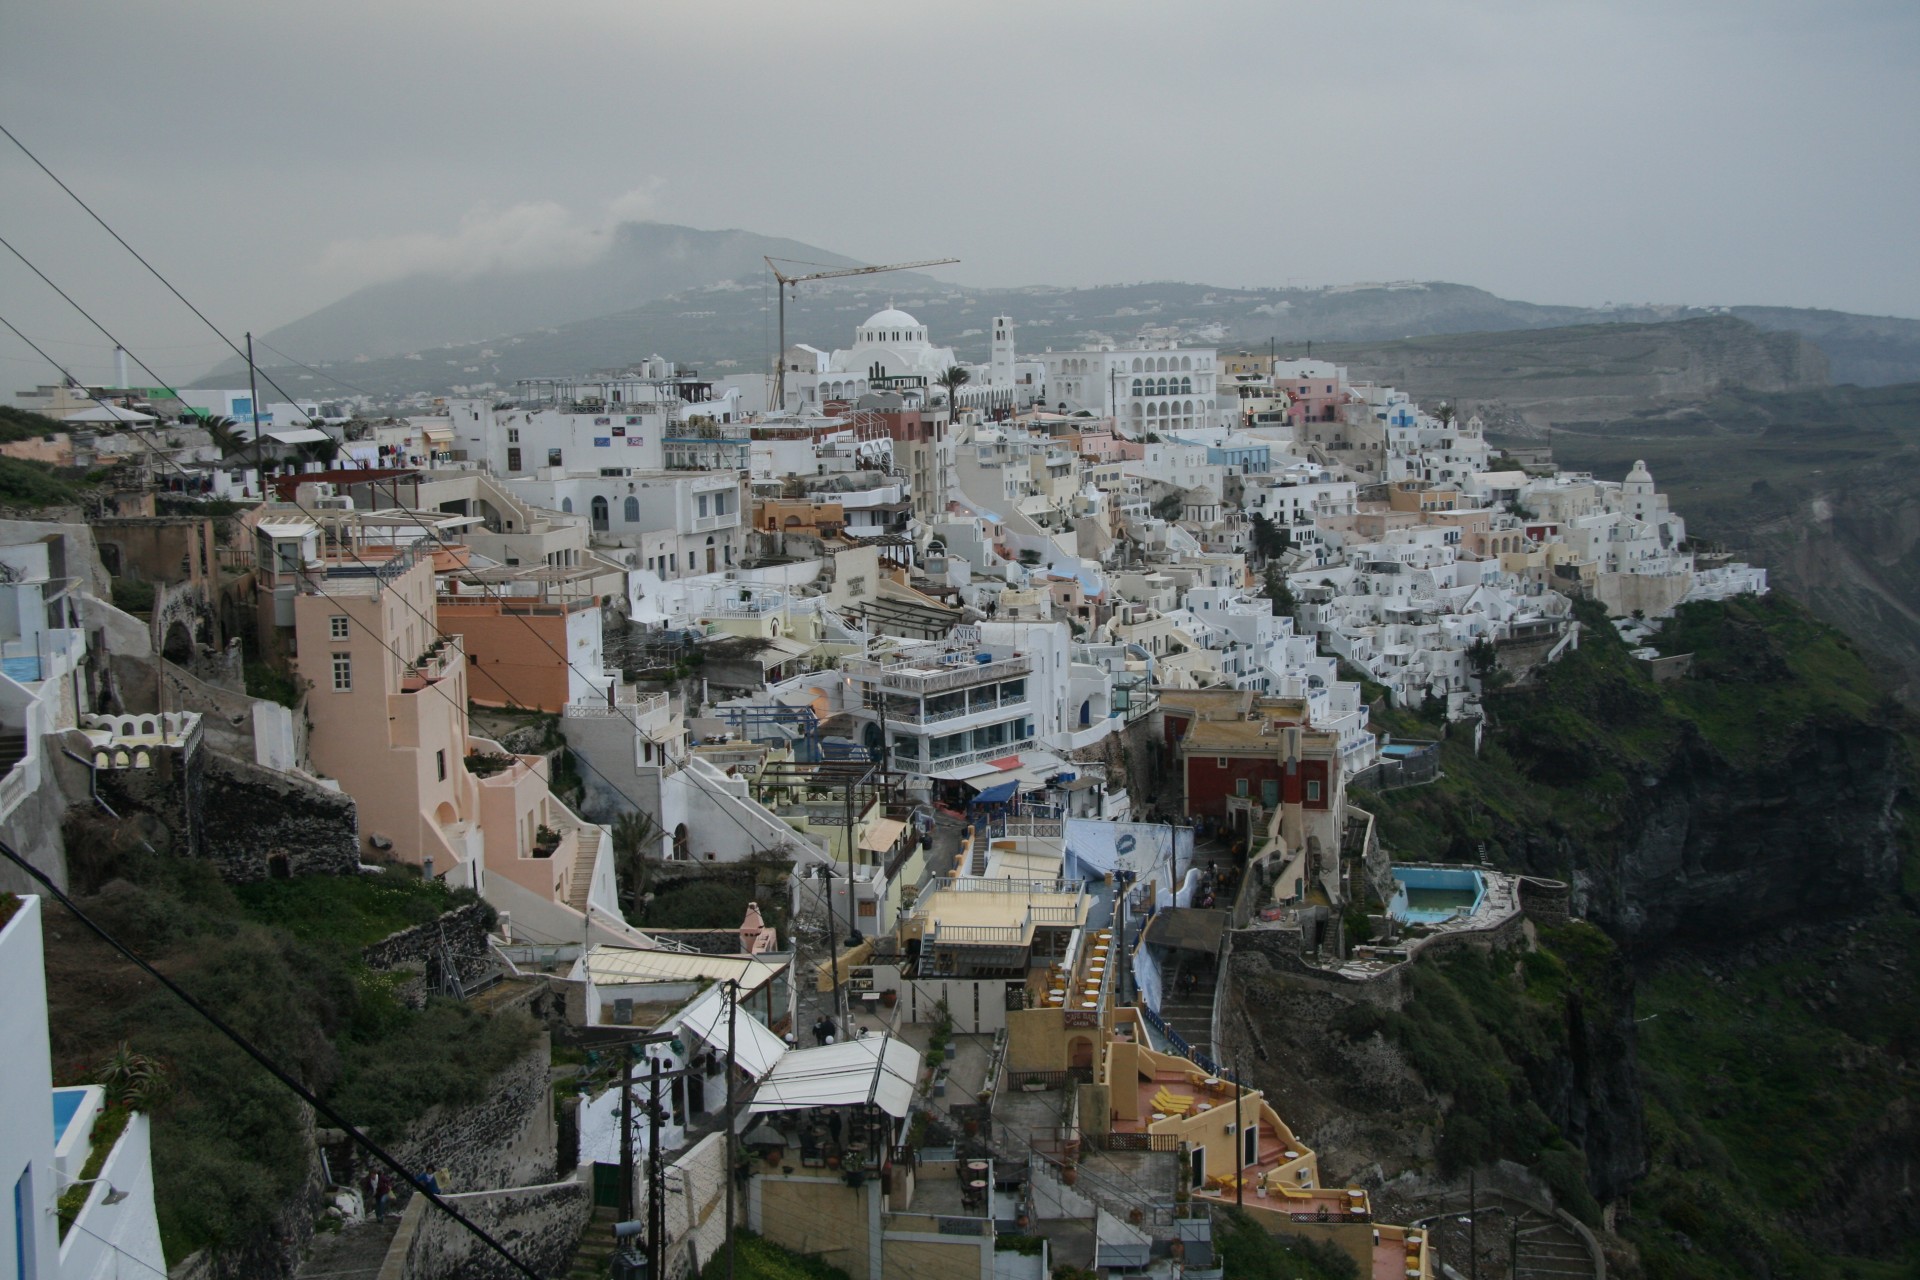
[2,303,1768,1280]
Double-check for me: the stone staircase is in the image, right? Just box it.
[565,1205,623,1280]
[968,824,990,877]
[568,836,598,914]
[1156,983,1215,1063]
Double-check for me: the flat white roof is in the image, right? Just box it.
[747,1035,920,1118]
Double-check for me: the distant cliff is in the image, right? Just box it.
[1313,316,1829,433]
[1549,381,1920,704]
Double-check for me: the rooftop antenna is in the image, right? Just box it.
[764,255,960,413]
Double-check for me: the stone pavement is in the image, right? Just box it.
[291,1216,400,1280]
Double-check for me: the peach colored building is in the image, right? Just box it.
[436,585,605,713]
[252,506,629,936]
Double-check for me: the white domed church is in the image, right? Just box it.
[780,304,972,410]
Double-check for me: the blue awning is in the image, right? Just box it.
[971,781,1019,806]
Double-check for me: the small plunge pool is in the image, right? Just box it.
[1387,867,1484,925]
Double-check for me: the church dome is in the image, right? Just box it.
[1625,459,1652,484]
[863,307,919,329]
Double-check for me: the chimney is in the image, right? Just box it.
[115,345,129,390]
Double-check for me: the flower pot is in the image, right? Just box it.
[1062,1165,1078,1187]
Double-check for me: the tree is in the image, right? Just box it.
[195,414,244,456]
[1467,637,1509,690]
[936,365,971,417]
[1248,512,1291,564]
[1262,564,1296,613]
[1151,492,1184,522]
[1434,402,1456,428]
[610,810,659,914]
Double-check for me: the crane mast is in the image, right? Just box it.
[765,255,960,413]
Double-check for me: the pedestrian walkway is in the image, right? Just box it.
[292,1216,399,1280]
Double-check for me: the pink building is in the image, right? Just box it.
[253,507,626,932]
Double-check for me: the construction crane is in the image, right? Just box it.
[765,255,960,413]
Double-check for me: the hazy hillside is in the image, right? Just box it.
[222,222,873,369]
[213,214,1920,399]
[1310,316,1830,431]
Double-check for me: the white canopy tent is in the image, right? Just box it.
[746,1035,920,1119]
[672,983,789,1079]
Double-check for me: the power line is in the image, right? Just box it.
[0,841,545,1280]
[0,121,321,423]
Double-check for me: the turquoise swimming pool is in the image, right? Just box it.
[53,1086,86,1142]
[1388,867,1484,925]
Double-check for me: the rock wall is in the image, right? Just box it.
[199,751,359,881]
[389,1039,558,1194]
[362,902,498,1007]
[1543,717,1906,944]
[401,1180,589,1280]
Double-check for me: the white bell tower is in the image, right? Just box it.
[990,315,1016,388]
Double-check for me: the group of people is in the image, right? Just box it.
[357,1166,445,1224]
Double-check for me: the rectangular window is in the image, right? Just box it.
[1306,780,1322,802]
[436,749,447,781]
[507,427,520,443]
[331,653,352,692]
[547,448,563,467]
[1234,778,1249,798]
[1217,757,1228,769]
[329,615,349,640]
[697,494,709,518]
[507,447,522,471]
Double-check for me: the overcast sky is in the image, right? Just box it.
[3,0,1916,386]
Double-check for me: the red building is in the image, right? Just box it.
[1158,690,1342,840]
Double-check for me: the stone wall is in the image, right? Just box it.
[198,750,359,880]
[400,1179,589,1280]
[362,902,498,1007]
[389,1039,558,1194]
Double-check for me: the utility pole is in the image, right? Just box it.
[619,1049,635,1224]
[724,980,739,1280]
[246,331,263,496]
[1233,1062,1244,1209]
[648,1056,665,1280]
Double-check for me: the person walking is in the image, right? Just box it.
[372,1170,392,1223]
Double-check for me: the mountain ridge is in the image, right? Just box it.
[215,220,1920,397]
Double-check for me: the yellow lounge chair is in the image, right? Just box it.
[1149,1087,1195,1115]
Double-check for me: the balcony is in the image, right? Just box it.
[868,688,1028,726]
[400,634,463,692]
[848,652,1031,696]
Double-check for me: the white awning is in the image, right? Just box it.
[747,1035,921,1119]
[671,984,789,1079]
[578,946,784,994]
[931,761,1002,782]
[63,405,155,424]
[265,428,331,445]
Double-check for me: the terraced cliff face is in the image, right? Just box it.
[1230,596,1916,1278]
[1548,382,1920,706]
[1371,597,1905,946]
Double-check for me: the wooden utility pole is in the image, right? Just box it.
[648,1056,665,1280]
[724,980,739,1280]
[619,1050,635,1224]
[1234,1064,1244,1209]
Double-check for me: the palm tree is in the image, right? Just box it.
[936,365,971,418]
[610,810,658,915]
[195,414,243,456]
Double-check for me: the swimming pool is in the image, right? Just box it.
[1379,744,1424,759]
[53,1086,86,1142]
[1387,867,1484,925]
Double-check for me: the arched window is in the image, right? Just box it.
[1131,380,1142,395]
[1181,356,1192,371]
[624,496,640,523]
[561,497,573,513]
[1181,377,1192,394]
[1132,358,1142,372]
[590,495,609,531]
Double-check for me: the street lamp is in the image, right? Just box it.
[60,1178,128,1206]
